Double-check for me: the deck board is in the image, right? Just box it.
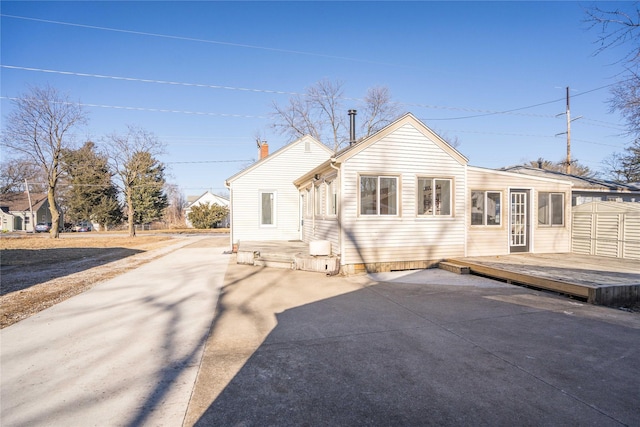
[448,253,640,305]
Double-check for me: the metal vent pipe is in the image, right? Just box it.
[348,109,357,145]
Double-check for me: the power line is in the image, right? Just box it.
[0,14,404,67]
[1,64,623,122]
[1,65,302,96]
[0,96,267,119]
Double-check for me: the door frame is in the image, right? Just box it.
[509,189,531,253]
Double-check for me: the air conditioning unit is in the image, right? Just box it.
[309,240,331,256]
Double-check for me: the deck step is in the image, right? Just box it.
[254,257,294,269]
[439,261,471,275]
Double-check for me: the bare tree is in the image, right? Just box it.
[359,86,401,138]
[0,159,45,194]
[271,79,400,152]
[586,4,640,181]
[586,4,640,64]
[163,183,187,228]
[105,126,165,237]
[1,85,87,237]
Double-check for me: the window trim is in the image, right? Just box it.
[326,179,338,217]
[471,190,502,226]
[314,183,323,217]
[259,190,277,227]
[538,191,565,227]
[417,177,454,217]
[359,174,399,216]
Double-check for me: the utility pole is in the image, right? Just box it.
[565,86,572,174]
[25,179,35,232]
[556,86,581,174]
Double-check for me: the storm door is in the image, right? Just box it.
[509,190,530,253]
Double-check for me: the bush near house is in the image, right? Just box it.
[187,203,229,229]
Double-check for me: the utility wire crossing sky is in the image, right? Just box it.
[0,2,633,194]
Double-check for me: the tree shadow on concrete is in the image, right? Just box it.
[193,271,640,426]
[0,247,143,294]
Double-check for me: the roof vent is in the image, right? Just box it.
[348,109,357,146]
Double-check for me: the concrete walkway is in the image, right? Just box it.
[1,236,230,427]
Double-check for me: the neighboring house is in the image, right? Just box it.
[0,193,56,232]
[184,191,230,228]
[292,113,573,273]
[225,136,334,250]
[501,165,640,205]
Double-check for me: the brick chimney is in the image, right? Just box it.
[259,141,269,159]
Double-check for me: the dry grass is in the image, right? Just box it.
[0,233,187,328]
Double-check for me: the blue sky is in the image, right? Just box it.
[1,1,633,196]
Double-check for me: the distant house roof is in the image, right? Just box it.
[0,193,48,212]
[185,191,229,209]
[500,166,640,193]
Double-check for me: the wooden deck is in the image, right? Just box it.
[445,253,640,306]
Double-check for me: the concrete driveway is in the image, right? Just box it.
[1,236,230,427]
[2,239,639,426]
[187,263,640,426]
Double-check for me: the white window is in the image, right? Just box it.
[327,179,337,216]
[305,188,312,217]
[314,184,323,216]
[538,192,564,226]
[360,175,398,216]
[418,178,452,216]
[471,191,501,225]
[260,191,276,226]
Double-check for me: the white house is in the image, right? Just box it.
[184,191,230,228]
[293,113,573,273]
[225,136,334,251]
[0,192,55,232]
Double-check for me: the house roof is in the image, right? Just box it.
[0,192,48,212]
[185,191,229,209]
[500,165,640,193]
[225,135,333,186]
[294,113,469,187]
[468,165,573,186]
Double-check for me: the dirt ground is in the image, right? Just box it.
[0,232,194,328]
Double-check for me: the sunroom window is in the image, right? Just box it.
[327,180,337,215]
[418,178,452,216]
[471,191,501,225]
[538,192,564,226]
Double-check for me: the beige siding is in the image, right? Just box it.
[466,168,572,256]
[340,124,467,265]
[228,137,331,244]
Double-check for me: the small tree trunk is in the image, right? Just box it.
[47,186,60,238]
[127,190,136,237]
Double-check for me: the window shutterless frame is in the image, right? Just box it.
[259,190,276,227]
[417,177,453,217]
[359,175,399,216]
